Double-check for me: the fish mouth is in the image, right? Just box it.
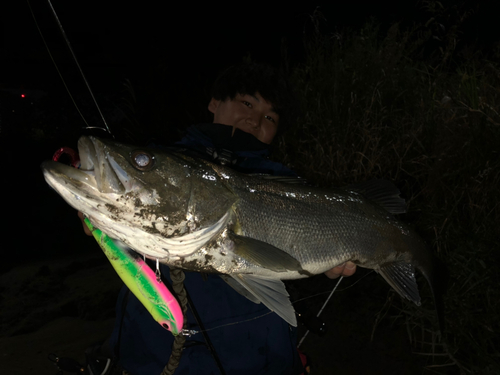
[41,135,138,246]
[41,135,144,206]
[42,136,128,194]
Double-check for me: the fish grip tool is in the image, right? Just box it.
[161,268,188,375]
[163,268,227,375]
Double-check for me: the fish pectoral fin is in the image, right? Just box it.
[378,262,421,305]
[231,274,297,327]
[219,275,261,304]
[228,232,302,272]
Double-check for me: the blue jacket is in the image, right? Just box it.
[109,124,303,374]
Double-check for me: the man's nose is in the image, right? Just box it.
[246,114,260,128]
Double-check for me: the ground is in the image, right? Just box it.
[0,253,121,375]
[0,252,438,375]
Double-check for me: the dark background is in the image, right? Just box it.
[0,2,498,373]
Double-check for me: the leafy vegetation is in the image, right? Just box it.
[274,4,500,374]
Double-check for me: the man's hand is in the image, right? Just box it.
[77,211,93,236]
[324,262,356,279]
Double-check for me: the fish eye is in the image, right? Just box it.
[131,150,155,171]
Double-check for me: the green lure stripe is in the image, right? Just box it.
[84,218,184,335]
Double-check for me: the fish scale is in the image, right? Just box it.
[229,177,390,271]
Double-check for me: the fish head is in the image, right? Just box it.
[42,136,236,260]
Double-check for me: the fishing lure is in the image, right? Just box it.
[84,218,184,335]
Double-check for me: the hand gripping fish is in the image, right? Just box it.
[42,136,446,333]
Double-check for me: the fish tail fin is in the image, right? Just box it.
[379,257,447,336]
[416,255,448,336]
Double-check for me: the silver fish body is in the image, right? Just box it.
[42,136,444,328]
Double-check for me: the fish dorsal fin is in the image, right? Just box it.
[231,274,297,327]
[228,232,303,272]
[347,179,407,214]
[378,262,421,305]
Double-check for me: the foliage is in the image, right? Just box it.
[274,4,500,374]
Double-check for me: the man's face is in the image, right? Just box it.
[208,92,279,144]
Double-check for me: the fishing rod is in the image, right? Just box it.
[297,276,343,348]
[27,0,113,136]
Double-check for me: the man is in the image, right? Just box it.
[80,63,356,374]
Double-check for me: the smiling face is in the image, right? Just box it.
[208,92,279,145]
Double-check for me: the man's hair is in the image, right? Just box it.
[210,62,298,135]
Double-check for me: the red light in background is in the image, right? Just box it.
[21,94,25,98]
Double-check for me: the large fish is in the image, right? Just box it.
[42,136,445,330]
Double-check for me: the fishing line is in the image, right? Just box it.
[27,0,113,136]
[46,0,113,135]
[183,288,227,375]
[183,271,376,337]
[27,0,91,130]
[297,276,344,348]
[182,311,274,337]
[291,270,376,305]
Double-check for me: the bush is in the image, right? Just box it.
[275,8,500,374]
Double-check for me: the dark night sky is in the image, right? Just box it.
[0,2,432,89]
[1,1,437,140]
[2,1,498,107]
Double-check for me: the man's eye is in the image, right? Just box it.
[243,101,252,108]
[265,115,275,123]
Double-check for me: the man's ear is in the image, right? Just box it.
[208,98,220,114]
